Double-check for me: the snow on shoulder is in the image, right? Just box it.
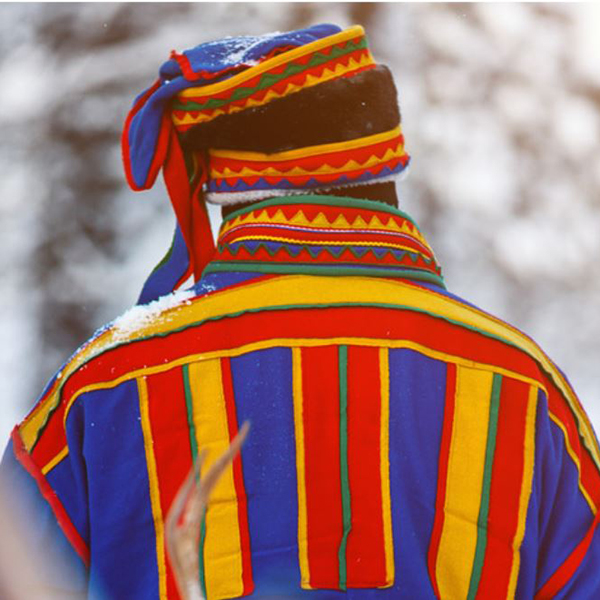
[112,288,196,341]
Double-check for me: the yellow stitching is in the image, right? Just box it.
[506,384,538,598]
[210,127,402,162]
[41,445,69,475]
[222,234,430,258]
[548,412,597,514]
[292,348,312,589]
[379,348,395,586]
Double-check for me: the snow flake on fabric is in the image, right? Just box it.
[112,289,196,340]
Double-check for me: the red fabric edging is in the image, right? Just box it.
[10,427,90,566]
[534,510,600,599]
[427,363,457,597]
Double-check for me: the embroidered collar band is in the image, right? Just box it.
[206,195,444,289]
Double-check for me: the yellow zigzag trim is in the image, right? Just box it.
[220,208,432,249]
[177,25,366,98]
[210,145,406,179]
[172,53,375,127]
[211,126,402,162]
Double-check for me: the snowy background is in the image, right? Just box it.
[1,3,599,444]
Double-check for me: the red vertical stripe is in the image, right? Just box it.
[428,362,457,597]
[302,346,343,587]
[145,368,194,599]
[345,346,387,586]
[220,357,254,595]
[476,377,530,598]
[11,428,90,565]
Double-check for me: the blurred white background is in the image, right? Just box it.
[1,3,599,443]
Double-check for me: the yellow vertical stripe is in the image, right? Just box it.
[506,384,538,598]
[379,348,395,586]
[435,366,494,600]
[137,377,168,600]
[187,360,243,600]
[292,348,311,589]
[41,445,69,475]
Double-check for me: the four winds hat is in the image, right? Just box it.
[122,24,409,304]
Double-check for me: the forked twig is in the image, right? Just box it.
[165,422,250,600]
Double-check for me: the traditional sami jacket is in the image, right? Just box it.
[3,195,600,600]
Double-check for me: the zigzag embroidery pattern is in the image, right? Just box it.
[174,37,368,110]
[207,128,409,194]
[210,145,407,180]
[172,39,374,129]
[215,240,440,273]
[214,203,442,283]
[220,206,433,251]
[208,162,407,193]
[210,241,443,284]
[221,235,430,259]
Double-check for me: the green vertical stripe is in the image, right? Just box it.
[182,365,207,599]
[338,346,352,591]
[183,365,199,458]
[467,373,502,600]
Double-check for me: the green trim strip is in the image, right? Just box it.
[182,365,199,459]
[203,262,445,288]
[198,518,207,598]
[172,38,367,112]
[182,365,207,599]
[221,195,419,227]
[467,373,502,600]
[338,345,351,590]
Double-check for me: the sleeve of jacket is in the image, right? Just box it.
[0,369,90,596]
[531,382,600,599]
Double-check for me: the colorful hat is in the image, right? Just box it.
[122,24,410,303]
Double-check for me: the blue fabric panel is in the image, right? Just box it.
[0,441,88,594]
[137,224,191,305]
[528,389,597,596]
[69,379,159,600]
[161,24,341,83]
[229,347,305,596]
[193,271,264,296]
[555,520,600,599]
[385,348,447,598]
[45,453,89,554]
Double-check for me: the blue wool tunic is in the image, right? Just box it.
[2,196,600,599]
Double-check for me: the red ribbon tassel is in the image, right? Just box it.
[162,126,214,282]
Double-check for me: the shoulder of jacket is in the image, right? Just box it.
[17,289,203,456]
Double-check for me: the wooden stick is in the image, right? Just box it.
[165,422,250,600]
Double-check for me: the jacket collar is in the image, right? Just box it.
[203,194,445,289]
